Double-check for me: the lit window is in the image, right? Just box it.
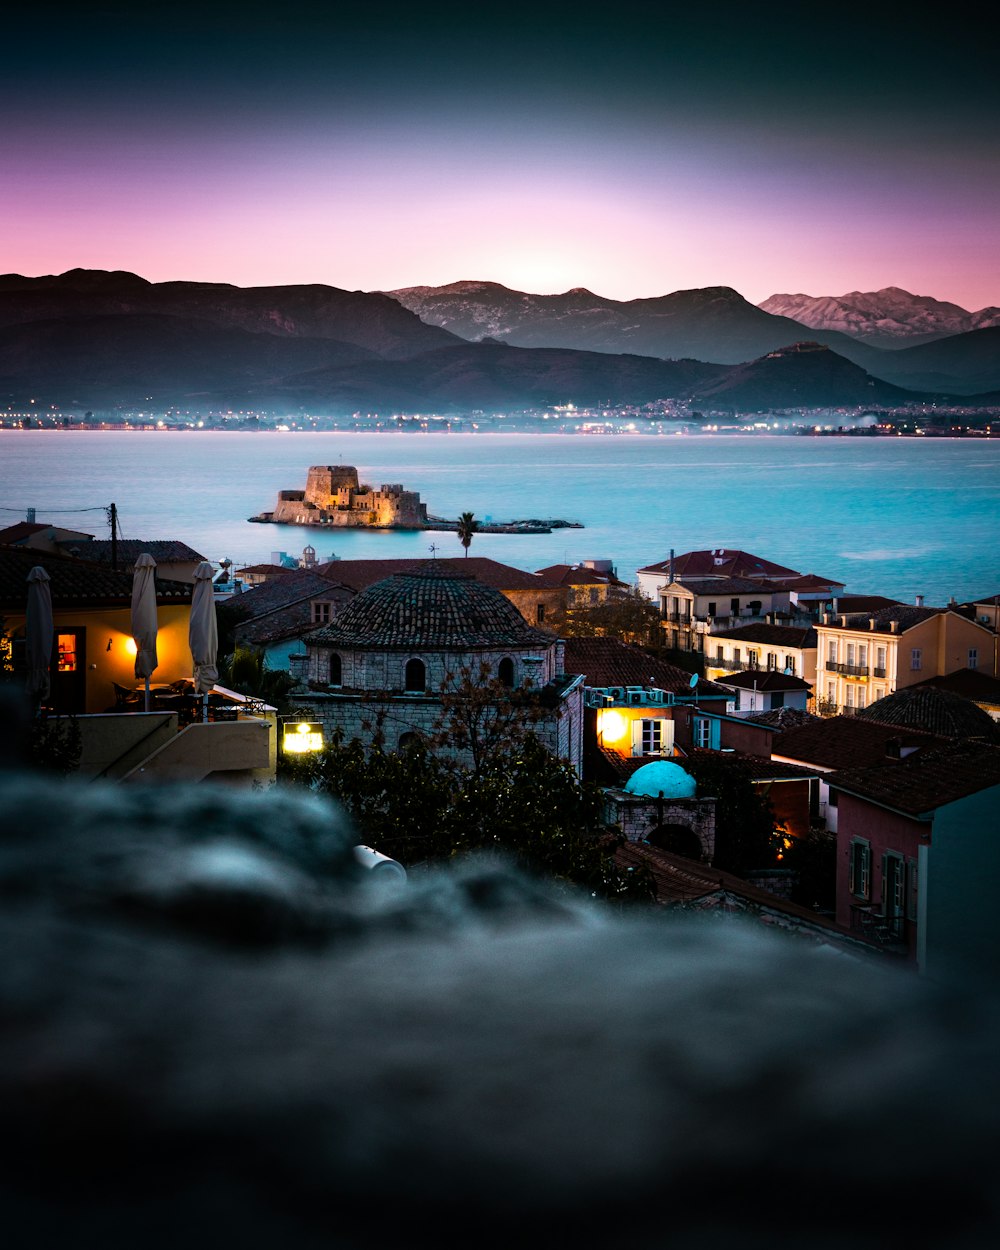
[641,719,663,754]
[57,634,77,673]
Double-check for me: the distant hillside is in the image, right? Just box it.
[233,343,724,411]
[0,269,461,360]
[759,287,1000,348]
[688,342,922,411]
[388,280,885,367]
[0,314,376,404]
[831,326,1000,396]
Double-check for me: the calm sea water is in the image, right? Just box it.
[2,431,998,605]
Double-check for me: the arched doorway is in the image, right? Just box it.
[645,823,704,862]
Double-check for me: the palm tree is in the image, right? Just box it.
[456,511,478,557]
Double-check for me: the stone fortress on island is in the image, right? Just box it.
[251,465,582,534]
[262,466,429,529]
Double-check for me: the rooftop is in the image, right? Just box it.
[712,670,812,693]
[818,604,944,634]
[78,538,208,566]
[668,575,779,596]
[772,715,944,771]
[305,564,552,651]
[562,636,727,696]
[224,569,352,623]
[828,741,1000,818]
[0,546,190,608]
[912,668,1000,707]
[708,623,816,648]
[314,556,550,593]
[639,549,800,580]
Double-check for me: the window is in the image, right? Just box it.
[859,643,868,668]
[747,651,759,669]
[312,601,332,624]
[708,602,717,617]
[715,647,723,662]
[875,645,887,676]
[846,642,855,666]
[498,657,515,688]
[828,639,837,665]
[784,655,796,675]
[641,719,664,755]
[857,687,866,709]
[969,648,978,670]
[771,691,785,708]
[536,604,546,625]
[849,839,871,898]
[328,653,342,686]
[730,598,739,615]
[404,658,426,692]
[56,633,78,673]
[911,648,922,671]
[733,647,741,665]
[694,717,711,748]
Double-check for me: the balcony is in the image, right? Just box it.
[873,666,887,679]
[825,661,869,677]
[665,612,693,624]
[710,657,748,672]
[849,904,907,948]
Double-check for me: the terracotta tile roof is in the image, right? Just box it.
[771,573,846,591]
[233,601,327,647]
[671,575,778,595]
[712,670,812,692]
[0,522,50,543]
[77,538,208,566]
[314,556,549,592]
[234,563,296,577]
[913,669,1000,706]
[562,636,727,695]
[534,564,627,588]
[820,604,943,634]
[771,716,944,771]
[744,707,820,731]
[638,549,800,580]
[0,546,190,607]
[708,623,816,648]
[306,564,551,650]
[614,843,861,947]
[225,570,353,622]
[828,741,1000,818]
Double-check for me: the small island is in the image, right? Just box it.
[249,465,581,534]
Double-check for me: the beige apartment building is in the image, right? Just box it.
[703,622,817,689]
[814,603,997,716]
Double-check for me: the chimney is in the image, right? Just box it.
[840,615,848,627]
[822,612,831,625]
[832,597,839,614]
[915,594,924,608]
[885,737,901,760]
[890,620,900,634]
[869,618,876,631]
[669,548,675,584]
[26,507,36,524]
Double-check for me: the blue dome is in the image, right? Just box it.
[624,760,696,799]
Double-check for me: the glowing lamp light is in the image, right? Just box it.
[599,710,628,743]
[125,637,138,657]
[282,722,324,754]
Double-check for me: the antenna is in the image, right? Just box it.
[428,543,438,559]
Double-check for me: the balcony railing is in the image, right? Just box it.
[849,904,906,946]
[665,612,693,624]
[873,666,887,679]
[825,661,869,677]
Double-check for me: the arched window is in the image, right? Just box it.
[397,731,423,752]
[498,657,515,688]
[404,658,426,692]
[329,653,342,686]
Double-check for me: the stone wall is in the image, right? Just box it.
[604,793,717,863]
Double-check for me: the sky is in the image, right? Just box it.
[4,1,999,308]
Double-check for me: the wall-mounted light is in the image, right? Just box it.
[598,709,628,743]
[282,722,324,754]
[125,637,137,657]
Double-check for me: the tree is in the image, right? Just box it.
[433,661,545,776]
[456,511,478,557]
[682,753,779,876]
[219,645,296,713]
[562,586,662,647]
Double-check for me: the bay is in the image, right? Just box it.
[1,430,998,606]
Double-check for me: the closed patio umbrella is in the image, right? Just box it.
[25,566,54,709]
[130,553,158,712]
[189,561,218,722]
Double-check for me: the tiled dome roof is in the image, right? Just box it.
[857,686,999,741]
[624,761,697,799]
[307,564,551,650]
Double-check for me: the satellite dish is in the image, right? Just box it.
[688,672,699,688]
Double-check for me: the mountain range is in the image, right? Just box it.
[0,269,996,413]
[759,287,1000,348]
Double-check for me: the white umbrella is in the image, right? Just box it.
[25,566,54,709]
[189,561,219,722]
[130,552,158,712]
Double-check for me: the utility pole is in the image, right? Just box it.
[109,502,118,570]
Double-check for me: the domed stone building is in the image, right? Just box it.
[291,564,583,769]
